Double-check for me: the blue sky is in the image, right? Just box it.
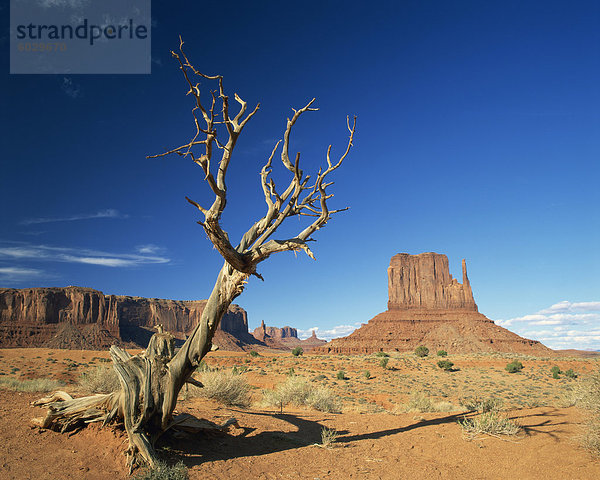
[2,1,599,349]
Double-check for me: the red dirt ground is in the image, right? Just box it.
[1,392,599,479]
[0,348,599,479]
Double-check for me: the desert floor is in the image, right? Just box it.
[0,347,599,479]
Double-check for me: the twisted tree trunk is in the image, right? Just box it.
[33,37,355,473]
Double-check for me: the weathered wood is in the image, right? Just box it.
[33,37,355,473]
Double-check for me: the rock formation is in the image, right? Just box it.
[252,321,326,351]
[388,253,477,311]
[0,286,264,351]
[315,252,551,355]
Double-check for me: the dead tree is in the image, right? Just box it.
[32,38,356,472]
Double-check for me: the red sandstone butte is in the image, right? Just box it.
[252,320,326,351]
[314,252,551,355]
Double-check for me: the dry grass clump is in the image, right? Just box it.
[458,395,520,439]
[459,410,521,439]
[320,427,338,448]
[571,369,600,456]
[402,392,457,413]
[262,375,341,413]
[459,396,503,413]
[132,460,188,480]
[192,369,251,407]
[78,365,120,394]
[0,377,65,392]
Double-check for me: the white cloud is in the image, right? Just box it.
[0,242,170,268]
[297,323,360,341]
[21,209,127,225]
[0,267,44,282]
[538,301,600,314]
[495,300,600,351]
[136,244,162,255]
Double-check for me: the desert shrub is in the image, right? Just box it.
[262,376,340,413]
[320,427,338,448]
[505,360,524,373]
[0,377,65,393]
[132,461,188,480]
[78,365,120,393]
[551,366,562,379]
[565,369,577,379]
[459,410,520,438]
[363,370,371,379]
[248,350,260,357]
[287,367,296,376]
[379,357,389,369]
[405,392,435,413]
[437,350,448,357]
[459,396,503,413]
[402,392,458,414]
[231,365,248,375]
[572,369,600,456]
[292,347,303,357]
[374,351,389,357]
[336,371,346,380]
[414,346,429,357]
[437,360,454,371]
[194,370,250,407]
[306,386,341,413]
[263,375,312,409]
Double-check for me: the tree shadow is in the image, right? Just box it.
[509,408,571,441]
[160,410,328,467]
[335,412,466,443]
[160,410,466,467]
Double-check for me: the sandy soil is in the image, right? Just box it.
[0,348,598,479]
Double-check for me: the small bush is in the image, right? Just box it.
[363,370,371,379]
[262,376,340,413]
[459,410,520,438]
[374,351,389,357]
[320,427,338,448]
[132,461,188,480]
[505,360,524,373]
[414,346,429,358]
[379,357,389,369]
[572,369,600,456]
[0,377,65,392]
[307,386,341,413]
[292,347,303,357]
[437,360,454,371]
[437,350,448,357]
[459,396,503,413]
[78,365,120,394]
[565,369,577,379]
[336,371,346,380]
[405,392,435,413]
[194,370,250,407]
[248,350,260,357]
[551,366,562,379]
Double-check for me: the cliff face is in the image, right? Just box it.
[0,287,256,350]
[315,253,551,355]
[388,253,477,311]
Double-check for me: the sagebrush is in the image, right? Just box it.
[78,365,120,394]
[188,369,251,407]
[262,375,340,413]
